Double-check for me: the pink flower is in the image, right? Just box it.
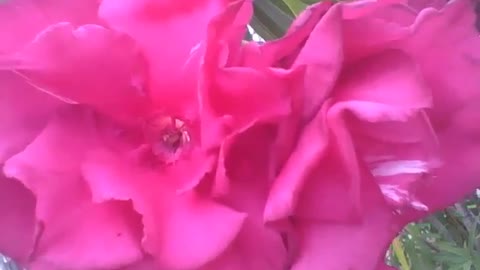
[213,0,479,269]
[2,0,480,270]
[0,0,288,269]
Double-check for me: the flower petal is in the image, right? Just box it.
[348,112,439,211]
[327,51,435,212]
[201,221,287,270]
[291,192,401,270]
[99,0,231,117]
[256,1,333,68]
[82,150,246,269]
[414,110,480,212]
[0,71,61,163]
[200,67,293,148]
[290,4,343,121]
[407,0,447,11]
[205,124,288,270]
[264,106,329,222]
[0,0,99,52]
[330,51,431,122]
[0,174,36,263]
[203,0,252,67]
[3,108,143,269]
[200,0,293,147]
[32,202,143,270]
[14,23,149,125]
[116,257,162,270]
[400,0,480,213]
[340,3,411,62]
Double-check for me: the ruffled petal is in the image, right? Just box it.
[99,0,232,117]
[400,0,480,213]
[407,0,447,11]
[255,1,333,68]
[330,51,431,121]
[205,124,288,270]
[203,0,252,67]
[200,1,293,148]
[0,0,99,52]
[82,149,246,269]
[0,71,61,163]
[328,51,434,212]
[412,103,480,213]
[291,191,402,270]
[27,261,54,270]
[401,0,480,119]
[201,221,287,270]
[266,50,432,222]
[31,202,143,270]
[116,257,162,270]
[3,108,143,269]
[0,174,36,263]
[349,113,438,211]
[289,4,343,120]
[200,67,293,148]
[340,3,411,62]
[13,23,149,125]
[264,106,329,222]
[3,108,102,182]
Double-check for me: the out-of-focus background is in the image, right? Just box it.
[0,256,20,270]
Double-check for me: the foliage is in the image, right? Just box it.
[387,195,480,270]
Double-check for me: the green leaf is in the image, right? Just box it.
[249,16,278,40]
[402,225,437,269]
[251,0,294,39]
[462,261,473,270]
[472,254,480,270]
[299,0,319,4]
[435,241,470,257]
[449,261,473,270]
[280,0,308,15]
[299,0,344,3]
[392,237,410,270]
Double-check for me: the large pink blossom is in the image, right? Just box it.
[1,0,480,270]
[215,0,479,269]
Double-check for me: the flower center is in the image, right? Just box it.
[143,115,192,164]
[158,121,191,153]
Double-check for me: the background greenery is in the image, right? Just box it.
[386,194,480,270]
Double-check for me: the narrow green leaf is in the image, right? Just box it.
[281,0,308,15]
[471,250,480,269]
[392,237,410,270]
[426,215,456,243]
[300,0,344,3]
[461,261,473,270]
[268,0,296,16]
[403,225,437,269]
[251,0,294,39]
[299,0,319,4]
[249,16,279,40]
[435,241,470,257]
[449,261,473,270]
